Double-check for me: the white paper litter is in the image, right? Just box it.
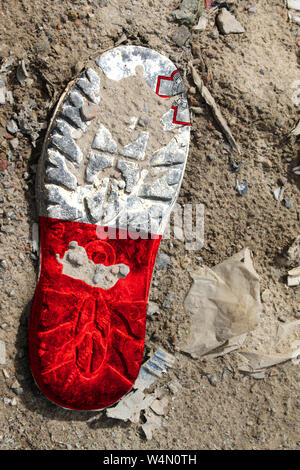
[286,0,300,10]
[182,248,260,357]
[106,348,176,427]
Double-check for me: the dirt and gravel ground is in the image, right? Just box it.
[0,0,299,450]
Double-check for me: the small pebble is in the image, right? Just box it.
[207,153,216,162]
[282,198,293,209]
[6,120,18,135]
[207,375,218,387]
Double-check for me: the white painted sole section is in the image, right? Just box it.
[37,46,191,236]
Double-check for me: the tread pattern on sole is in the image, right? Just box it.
[40,46,190,235]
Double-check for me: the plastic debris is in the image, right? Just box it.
[16,59,29,86]
[290,120,300,136]
[239,346,300,379]
[293,165,300,175]
[182,248,260,357]
[189,62,240,152]
[0,340,6,365]
[31,223,39,253]
[287,266,300,286]
[235,178,248,195]
[0,78,6,105]
[273,187,281,201]
[106,389,156,423]
[141,410,162,440]
[134,348,176,391]
[287,0,300,22]
[287,0,300,9]
[106,348,175,430]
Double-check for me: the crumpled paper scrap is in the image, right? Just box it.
[182,248,261,358]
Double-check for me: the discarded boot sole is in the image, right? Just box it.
[29,46,190,410]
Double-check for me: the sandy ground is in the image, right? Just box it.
[0,0,299,450]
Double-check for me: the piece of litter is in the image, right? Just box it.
[239,348,300,378]
[150,395,169,416]
[287,0,300,10]
[16,59,29,86]
[0,340,6,365]
[277,320,300,341]
[106,389,156,423]
[134,348,176,391]
[182,248,260,358]
[141,410,162,440]
[287,266,300,286]
[235,178,248,195]
[0,78,6,105]
[106,349,175,423]
[189,63,240,152]
[115,33,127,47]
[293,166,300,175]
[290,120,300,136]
[273,187,281,201]
[31,223,39,253]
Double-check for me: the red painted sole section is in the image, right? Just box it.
[29,217,161,410]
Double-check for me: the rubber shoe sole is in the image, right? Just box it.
[29,46,190,410]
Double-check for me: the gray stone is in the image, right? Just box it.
[282,198,294,209]
[6,120,18,135]
[147,301,159,316]
[217,9,245,35]
[0,260,8,269]
[172,25,190,47]
[172,0,199,25]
